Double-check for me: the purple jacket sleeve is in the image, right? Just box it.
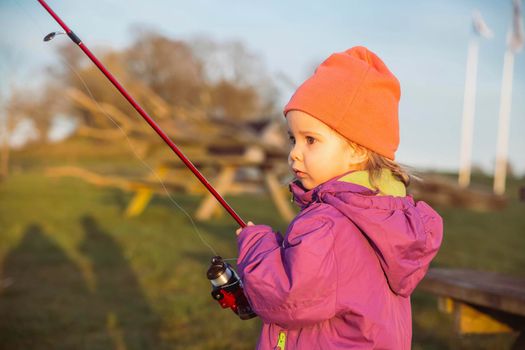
[236,214,337,329]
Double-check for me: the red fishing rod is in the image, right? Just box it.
[37,0,256,320]
[37,0,246,228]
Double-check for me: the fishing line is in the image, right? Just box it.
[65,60,219,257]
[8,0,246,258]
[41,0,247,228]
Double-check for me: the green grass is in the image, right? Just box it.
[1,147,524,349]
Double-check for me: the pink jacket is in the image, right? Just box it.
[236,175,443,349]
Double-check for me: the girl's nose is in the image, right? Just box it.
[289,145,302,161]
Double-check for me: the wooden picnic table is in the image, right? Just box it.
[418,268,525,349]
[123,141,295,222]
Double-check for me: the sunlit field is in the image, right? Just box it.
[1,142,524,349]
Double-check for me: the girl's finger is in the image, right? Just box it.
[236,221,254,236]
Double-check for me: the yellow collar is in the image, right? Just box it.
[338,169,406,197]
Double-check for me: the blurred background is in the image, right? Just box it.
[0,0,524,349]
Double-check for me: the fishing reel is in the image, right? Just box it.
[207,256,257,320]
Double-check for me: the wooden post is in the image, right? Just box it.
[458,38,480,188]
[493,48,515,195]
[125,164,169,217]
[264,170,295,222]
[195,166,237,221]
[438,296,454,314]
[455,302,513,334]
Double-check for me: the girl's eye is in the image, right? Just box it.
[306,136,316,144]
[288,136,295,144]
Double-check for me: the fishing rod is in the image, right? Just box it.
[36,0,246,229]
[37,0,256,320]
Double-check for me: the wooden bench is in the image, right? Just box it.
[408,176,507,211]
[418,268,525,349]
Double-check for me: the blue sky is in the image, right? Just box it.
[1,0,524,174]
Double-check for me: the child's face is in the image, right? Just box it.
[286,110,366,190]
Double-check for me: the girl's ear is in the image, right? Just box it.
[348,143,369,165]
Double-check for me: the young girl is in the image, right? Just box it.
[235,46,443,350]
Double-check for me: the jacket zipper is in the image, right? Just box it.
[275,330,287,350]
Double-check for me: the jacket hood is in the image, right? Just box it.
[289,173,443,297]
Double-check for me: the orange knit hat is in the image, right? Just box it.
[283,46,400,160]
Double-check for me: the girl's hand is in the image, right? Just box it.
[236,221,254,236]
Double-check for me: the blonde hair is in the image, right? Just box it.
[327,125,410,190]
[348,141,410,190]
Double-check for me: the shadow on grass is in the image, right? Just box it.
[0,217,162,350]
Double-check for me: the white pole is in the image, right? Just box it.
[493,47,515,195]
[458,38,480,188]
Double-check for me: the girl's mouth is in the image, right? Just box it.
[293,169,307,178]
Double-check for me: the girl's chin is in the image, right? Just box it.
[297,179,316,190]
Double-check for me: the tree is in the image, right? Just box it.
[191,36,279,120]
[13,29,280,155]
[125,29,205,109]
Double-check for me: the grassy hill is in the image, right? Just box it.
[1,140,524,349]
